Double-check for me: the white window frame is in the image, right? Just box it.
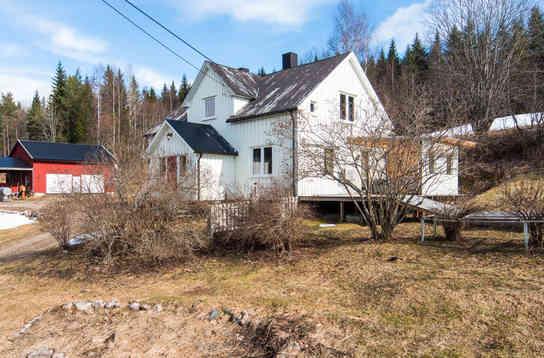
[339,92,356,122]
[251,146,273,177]
[203,96,216,120]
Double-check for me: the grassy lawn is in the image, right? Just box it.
[1,221,544,356]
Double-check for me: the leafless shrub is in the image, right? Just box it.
[213,193,305,257]
[39,198,74,249]
[500,178,544,248]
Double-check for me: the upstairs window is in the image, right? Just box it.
[252,146,273,176]
[340,93,355,121]
[340,94,346,120]
[310,101,316,113]
[204,96,216,118]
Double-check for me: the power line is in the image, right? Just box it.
[100,0,201,72]
[122,0,213,62]
[99,0,228,96]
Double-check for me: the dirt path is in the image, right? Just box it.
[0,232,56,263]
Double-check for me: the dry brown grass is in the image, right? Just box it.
[1,222,544,356]
[0,224,43,247]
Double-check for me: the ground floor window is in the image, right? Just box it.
[252,146,273,176]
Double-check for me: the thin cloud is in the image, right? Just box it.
[372,0,432,52]
[0,67,51,106]
[170,0,334,26]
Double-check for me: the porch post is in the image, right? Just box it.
[339,201,345,223]
[420,216,425,242]
[523,222,529,251]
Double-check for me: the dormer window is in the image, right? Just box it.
[204,96,216,119]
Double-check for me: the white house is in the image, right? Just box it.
[147,52,460,201]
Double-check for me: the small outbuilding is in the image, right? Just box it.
[0,140,114,196]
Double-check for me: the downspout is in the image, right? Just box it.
[289,110,298,197]
[197,153,202,201]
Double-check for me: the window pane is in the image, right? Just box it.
[340,94,346,120]
[447,155,453,175]
[264,147,273,175]
[205,97,215,118]
[252,148,261,175]
[348,96,354,121]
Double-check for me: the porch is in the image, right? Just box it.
[0,157,33,197]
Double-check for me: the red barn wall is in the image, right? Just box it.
[10,143,32,164]
[33,162,113,194]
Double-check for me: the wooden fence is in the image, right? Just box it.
[208,196,298,236]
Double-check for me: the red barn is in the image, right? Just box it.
[0,140,114,196]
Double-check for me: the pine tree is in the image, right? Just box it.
[386,40,401,94]
[127,76,140,134]
[26,91,44,140]
[169,81,178,111]
[257,67,266,76]
[528,6,544,65]
[50,62,67,141]
[178,74,190,104]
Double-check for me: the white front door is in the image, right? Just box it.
[46,174,73,194]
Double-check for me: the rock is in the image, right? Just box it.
[26,347,54,358]
[128,302,141,311]
[141,304,151,311]
[387,256,399,262]
[277,341,302,357]
[153,304,163,313]
[52,353,66,358]
[105,299,120,309]
[62,302,74,311]
[18,314,43,336]
[93,300,106,309]
[239,311,252,326]
[74,301,94,312]
[208,308,220,321]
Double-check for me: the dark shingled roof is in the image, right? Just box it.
[207,53,351,122]
[0,157,32,170]
[166,120,238,156]
[16,140,113,163]
[207,62,259,98]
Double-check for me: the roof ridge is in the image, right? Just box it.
[259,52,350,77]
[19,139,101,147]
[208,52,350,78]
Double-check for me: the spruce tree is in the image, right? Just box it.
[178,74,190,103]
[26,91,44,140]
[50,61,67,141]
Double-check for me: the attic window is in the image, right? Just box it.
[204,96,216,119]
[340,93,355,121]
[310,101,316,113]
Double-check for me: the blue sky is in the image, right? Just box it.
[0,0,432,105]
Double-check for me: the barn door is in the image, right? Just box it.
[167,156,177,188]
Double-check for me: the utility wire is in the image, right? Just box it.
[100,0,201,72]
[123,0,213,62]
[99,0,228,98]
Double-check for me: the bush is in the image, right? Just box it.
[39,198,75,249]
[212,196,305,256]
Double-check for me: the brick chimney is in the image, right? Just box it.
[282,52,298,70]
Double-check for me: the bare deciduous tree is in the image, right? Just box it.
[328,0,372,69]
[294,98,456,241]
[431,0,529,133]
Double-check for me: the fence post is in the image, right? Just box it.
[523,222,529,251]
[420,216,425,242]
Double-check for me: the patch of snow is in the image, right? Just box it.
[0,212,35,230]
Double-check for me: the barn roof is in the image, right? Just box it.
[206,53,351,122]
[166,120,238,156]
[0,157,32,171]
[14,140,114,163]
